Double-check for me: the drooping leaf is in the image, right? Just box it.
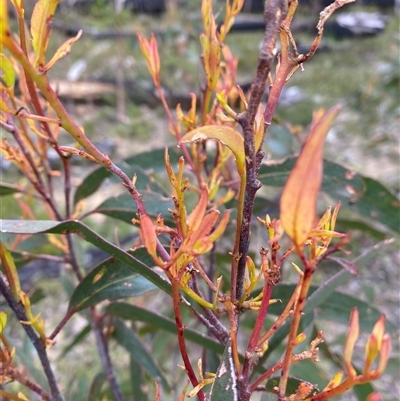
[0,219,171,295]
[30,0,59,67]
[0,183,22,196]
[106,302,224,354]
[0,54,15,89]
[280,106,341,246]
[44,30,82,72]
[68,248,159,312]
[112,318,169,388]
[180,125,245,176]
[209,340,238,401]
[88,192,174,223]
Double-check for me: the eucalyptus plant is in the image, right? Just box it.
[0,1,396,401]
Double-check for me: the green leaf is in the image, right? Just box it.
[269,269,353,317]
[347,176,399,233]
[74,166,111,205]
[130,356,148,401]
[124,147,181,172]
[69,248,159,312]
[106,302,224,354]
[0,183,21,196]
[88,192,174,224]
[259,158,399,233]
[269,284,396,333]
[74,161,169,205]
[0,53,15,89]
[316,291,396,332]
[336,219,386,240]
[209,341,238,401]
[112,318,169,388]
[259,158,363,190]
[0,219,171,295]
[87,372,106,401]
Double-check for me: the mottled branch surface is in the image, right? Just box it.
[235,0,288,301]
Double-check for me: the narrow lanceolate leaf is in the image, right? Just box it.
[112,318,169,388]
[68,248,158,312]
[30,0,59,68]
[280,106,341,247]
[180,125,245,176]
[209,341,238,401]
[0,220,171,295]
[44,29,82,72]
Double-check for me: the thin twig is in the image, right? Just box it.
[8,366,52,401]
[0,276,64,401]
[169,277,205,401]
[189,273,229,345]
[91,310,125,401]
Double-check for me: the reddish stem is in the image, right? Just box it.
[170,278,204,401]
[241,281,275,384]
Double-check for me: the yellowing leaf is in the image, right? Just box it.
[0,96,14,114]
[0,241,21,301]
[180,125,245,176]
[0,311,7,333]
[43,29,82,72]
[0,53,15,90]
[0,0,8,38]
[30,0,59,68]
[280,105,341,247]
